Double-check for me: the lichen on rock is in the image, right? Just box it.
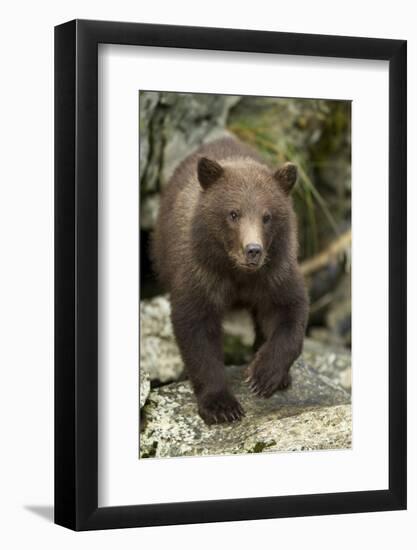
[140,361,351,459]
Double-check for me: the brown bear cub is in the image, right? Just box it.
[151,137,308,425]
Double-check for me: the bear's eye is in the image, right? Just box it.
[229,210,239,222]
[263,213,272,224]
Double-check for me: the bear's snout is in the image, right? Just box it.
[245,243,263,265]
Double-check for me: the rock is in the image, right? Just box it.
[140,361,351,458]
[139,91,240,230]
[140,296,183,383]
[139,372,151,409]
[140,297,352,457]
[303,338,351,392]
[139,91,160,185]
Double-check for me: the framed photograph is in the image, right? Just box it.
[55,19,406,530]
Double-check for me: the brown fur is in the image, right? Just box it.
[151,137,308,424]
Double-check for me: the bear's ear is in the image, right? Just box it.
[274,162,298,194]
[197,157,224,189]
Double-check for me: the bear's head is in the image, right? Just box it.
[196,156,298,273]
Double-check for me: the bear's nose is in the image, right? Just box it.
[245,243,263,264]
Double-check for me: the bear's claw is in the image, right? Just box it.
[198,390,245,425]
[246,369,292,398]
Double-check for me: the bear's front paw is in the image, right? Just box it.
[198,389,245,425]
[246,360,292,398]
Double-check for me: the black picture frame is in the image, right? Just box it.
[55,19,407,531]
